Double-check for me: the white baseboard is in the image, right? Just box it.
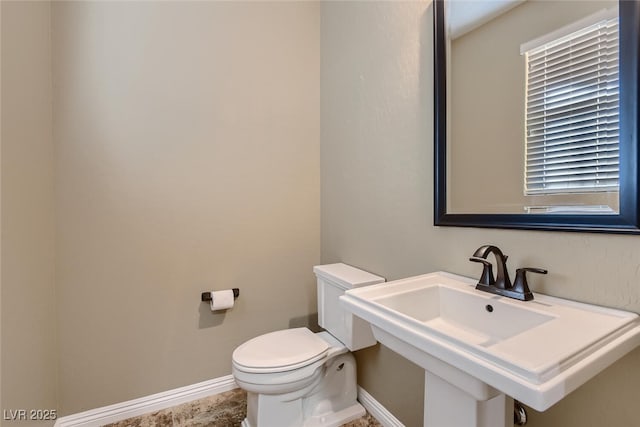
[54,375,237,427]
[358,386,405,427]
[54,375,402,427]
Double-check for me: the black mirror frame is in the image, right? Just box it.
[434,0,640,233]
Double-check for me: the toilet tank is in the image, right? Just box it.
[314,263,385,351]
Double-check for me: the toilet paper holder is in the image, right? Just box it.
[201,288,240,302]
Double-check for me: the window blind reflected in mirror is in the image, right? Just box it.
[523,9,619,196]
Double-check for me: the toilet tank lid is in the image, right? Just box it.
[313,263,385,289]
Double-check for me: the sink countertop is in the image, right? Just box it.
[341,271,640,411]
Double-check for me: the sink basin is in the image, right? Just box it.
[374,281,554,349]
[341,271,640,412]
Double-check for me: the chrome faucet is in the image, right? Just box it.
[469,245,547,301]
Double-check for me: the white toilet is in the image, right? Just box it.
[232,263,385,427]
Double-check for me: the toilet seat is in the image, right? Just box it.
[232,329,349,395]
[233,328,330,374]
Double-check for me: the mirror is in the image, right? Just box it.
[434,0,640,233]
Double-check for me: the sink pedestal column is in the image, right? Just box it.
[369,326,515,427]
[425,371,512,427]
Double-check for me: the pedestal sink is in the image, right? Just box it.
[340,272,640,426]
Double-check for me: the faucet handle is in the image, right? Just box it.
[469,257,495,286]
[512,267,548,301]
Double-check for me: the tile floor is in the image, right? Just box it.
[103,388,382,427]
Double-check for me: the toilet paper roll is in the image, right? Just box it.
[209,289,235,312]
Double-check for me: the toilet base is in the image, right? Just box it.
[238,352,364,427]
[241,401,365,427]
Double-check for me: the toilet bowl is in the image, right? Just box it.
[231,263,385,427]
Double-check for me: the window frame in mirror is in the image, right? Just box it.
[433,0,640,233]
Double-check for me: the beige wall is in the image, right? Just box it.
[450,0,618,213]
[52,1,319,414]
[1,1,57,425]
[4,1,640,424]
[321,1,640,426]
[1,0,3,415]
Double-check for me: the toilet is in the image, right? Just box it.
[232,263,385,427]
